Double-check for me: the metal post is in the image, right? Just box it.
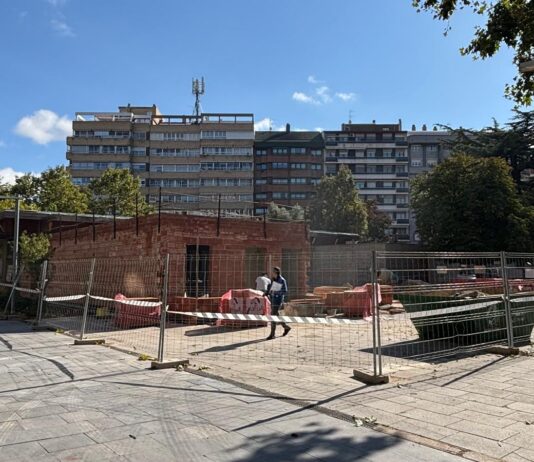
[157,254,170,362]
[11,197,20,314]
[74,213,78,244]
[113,201,117,239]
[80,258,96,340]
[500,251,514,348]
[158,187,162,233]
[92,209,96,242]
[35,260,48,325]
[135,195,139,236]
[216,194,221,236]
[370,251,378,376]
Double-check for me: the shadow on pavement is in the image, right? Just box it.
[231,422,400,462]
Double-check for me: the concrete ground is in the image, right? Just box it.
[59,319,534,462]
[0,321,464,462]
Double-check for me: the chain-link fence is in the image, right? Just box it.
[29,250,534,378]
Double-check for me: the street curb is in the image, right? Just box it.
[151,359,189,370]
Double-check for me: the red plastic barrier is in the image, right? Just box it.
[113,293,161,329]
[218,289,271,327]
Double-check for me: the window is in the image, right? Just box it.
[383,149,393,158]
[255,193,268,200]
[310,178,320,185]
[366,133,376,140]
[356,150,365,158]
[426,160,437,167]
[383,195,395,204]
[311,149,323,156]
[367,182,376,188]
[411,160,422,167]
[150,164,200,173]
[273,192,288,199]
[273,178,288,184]
[149,179,199,188]
[310,164,322,170]
[290,148,306,154]
[367,150,376,158]
[427,145,438,152]
[290,178,306,184]
[201,130,226,139]
[396,212,408,219]
[411,145,423,153]
[116,146,129,154]
[256,163,267,171]
[132,132,146,140]
[326,164,337,174]
[202,147,252,156]
[256,149,267,156]
[291,193,306,199]
[255,179,267,185]
[273,162,288,169]
[339,151,348,158]
[273,148,288,154]
[397,196,408,204]
[132,163,146,172]
[382,133,393,140]
[384,181,394,188]
[200,162,252,171]
[70,145,89,154]
[132,148,146,156]
[72,177,93,185]
[291,163,306,169]
[356,182,365,189]
[150,132,199,141]
[150,148,199,157]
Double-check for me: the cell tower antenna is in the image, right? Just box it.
[192,77,205,117]
[349,109,353,124]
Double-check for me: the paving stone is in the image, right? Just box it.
[515,448,534,462]
[400,408,462,427]
[390,417,458,440]
[442,432,517,459]
[452,410,516,428]
[38,433,95,453]
[447,419,520,442]
[0,441,51,462]
[53,443,117,462]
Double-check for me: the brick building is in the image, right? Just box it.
[254,126,324,215]
[49,213,310,300]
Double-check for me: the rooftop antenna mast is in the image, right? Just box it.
[192,77,205,117]
[348,109,353,124]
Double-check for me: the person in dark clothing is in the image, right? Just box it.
[266,266,291,340]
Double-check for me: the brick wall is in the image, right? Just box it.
[49,214,310,299]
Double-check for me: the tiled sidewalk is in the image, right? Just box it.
[0,321,463,462]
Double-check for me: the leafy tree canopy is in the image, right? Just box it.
[309,165,368,235]
[412,0,534,105]
[19,231,50,265]
[88,168,151,216]
[267,202,304,221]
[411,153,534,251]
[365,200,393,242]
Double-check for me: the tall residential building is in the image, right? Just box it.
[253,125,324,215]
[67,105,255,215]
[324,122,410,240]
[407,128,453,242]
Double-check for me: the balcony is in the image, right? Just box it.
[396,172,409,177]
[395,157,409,162]
[396,203,409,208]
[396,187,410,193]
[325,156,338,162]
[396,219,410,224]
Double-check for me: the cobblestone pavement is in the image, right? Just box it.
[0,321,463,462]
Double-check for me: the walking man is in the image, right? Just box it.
[255,272,271,294]
[266,266,291,340]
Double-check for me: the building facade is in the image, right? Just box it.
[323,122,410,241]
[67,105,255,215]
[407,128,453,242]
[253,125,324,215]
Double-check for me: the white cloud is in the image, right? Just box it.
[316,86,332,104]
[0,167,26,185]
[254,118,286,131]
[336,92,356,102]
[292,92,319,105]
[0,140,5,148]
[307,75,322,84]
[15,109,72,145]
[50,19,75,37]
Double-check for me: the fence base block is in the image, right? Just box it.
[74,339,106,346]
[151,359,190,370]
[353,369,390,385]
[486,345,522,356]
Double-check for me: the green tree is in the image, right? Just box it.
[19,231,50,265]
[365,200,392,242]
[266,202,304,221]
[39,166,89,213]
[10,174,40,206]
[412,0,534,105]
[411,153,534,251]
[309,166,368,235]
[443,109,534,189]
[89,168,150,216]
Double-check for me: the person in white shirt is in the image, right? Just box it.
[255,273,271,294]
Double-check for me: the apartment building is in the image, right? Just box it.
[407,128,453,242]
[67,105,255,215]
[254,125,324,215]
[324,122,410,241]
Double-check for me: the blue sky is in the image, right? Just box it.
[0,0,520,181]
